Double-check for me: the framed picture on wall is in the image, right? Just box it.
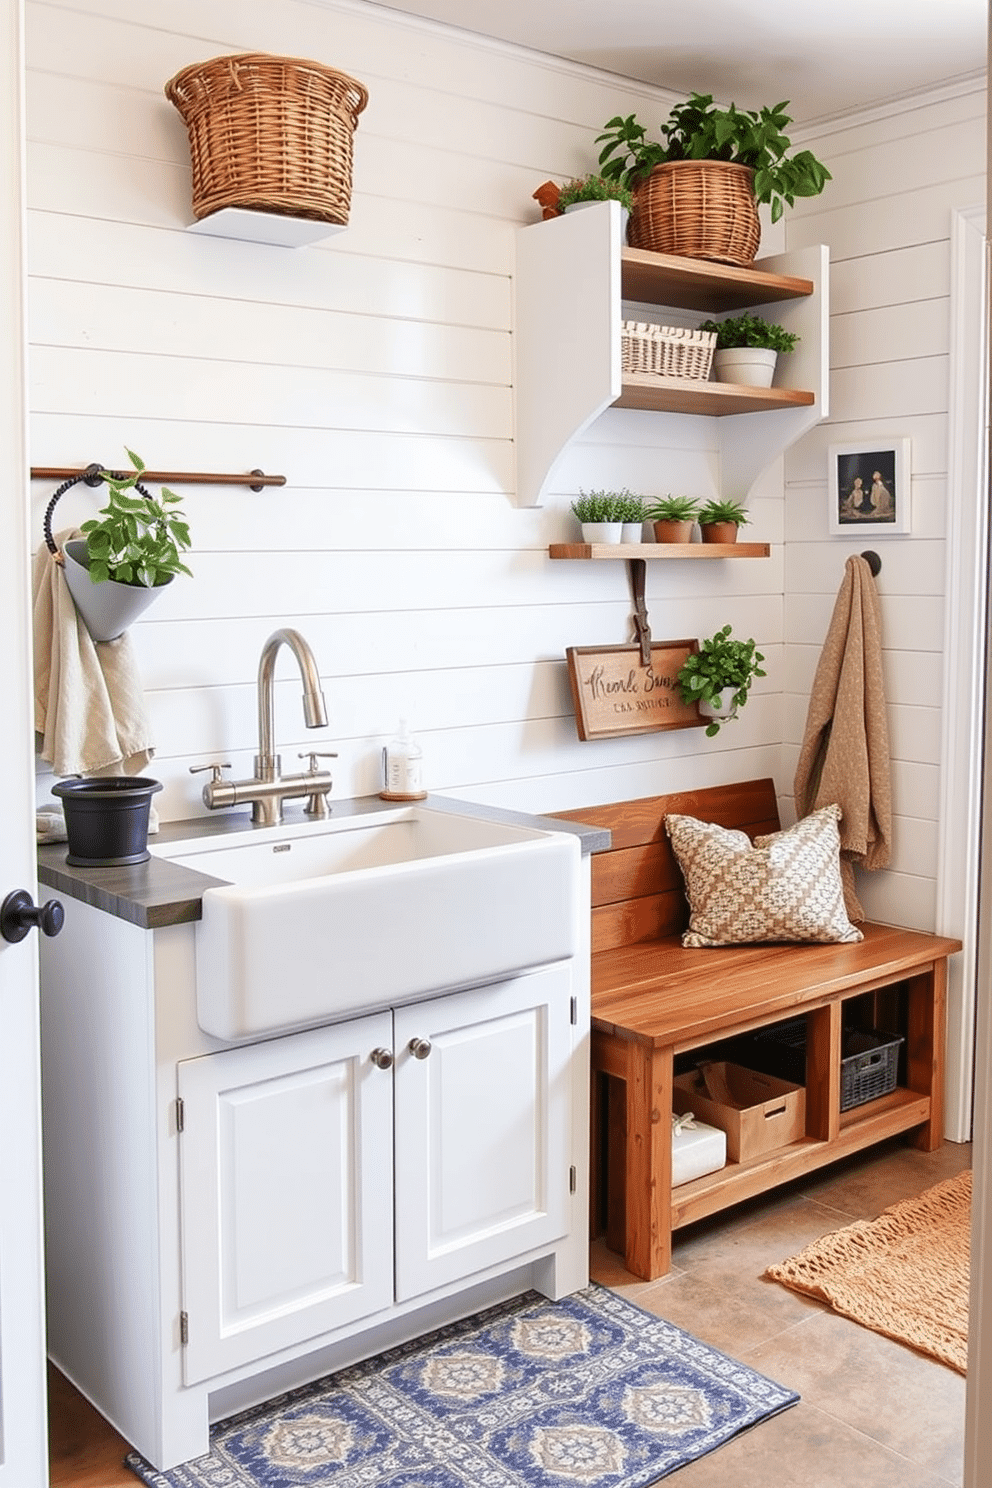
[828,439,911,536]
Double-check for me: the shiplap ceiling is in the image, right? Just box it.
[374,0,987,124]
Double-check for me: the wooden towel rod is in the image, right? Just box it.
[31,465,286,491]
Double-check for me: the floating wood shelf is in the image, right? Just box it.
[620,246,813,314]
[549,542,771,560]
[615,378,815,417]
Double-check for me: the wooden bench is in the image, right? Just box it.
[554,779,962,1281]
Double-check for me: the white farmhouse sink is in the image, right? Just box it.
[152,805,581,1040]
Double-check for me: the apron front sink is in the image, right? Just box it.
[152,804,580,1039]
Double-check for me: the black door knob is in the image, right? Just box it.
[1,889,65,943]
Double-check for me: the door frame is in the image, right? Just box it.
[938,203,989,1140]
[0,1,50,1482]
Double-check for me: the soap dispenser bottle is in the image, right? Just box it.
[380,719,427,801]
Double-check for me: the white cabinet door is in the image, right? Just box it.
[178,1013,394,1384]
[393,964,572,1301]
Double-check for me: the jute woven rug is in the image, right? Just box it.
[765,1169,971,1373]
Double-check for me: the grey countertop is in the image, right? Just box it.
[37,793,611,929]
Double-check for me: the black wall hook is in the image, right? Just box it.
[861,550,882,576]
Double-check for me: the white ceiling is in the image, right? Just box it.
[374,0,987,125]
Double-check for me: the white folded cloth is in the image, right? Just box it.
[33,529,157,780]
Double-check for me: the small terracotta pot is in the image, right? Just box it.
[653,519,695,543]
[700,521,739,544]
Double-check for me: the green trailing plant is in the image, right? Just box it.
[677,624,766,736]
[645,494,700,521]
[570,488,636,523]
[81,447,193,587]
[596,93,831,223]
[697,498,750,528]
[697,311,799,353]
[556,173,635,213]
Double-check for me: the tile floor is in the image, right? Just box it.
[590,1135,972,1487]
[50,1135,971,1486]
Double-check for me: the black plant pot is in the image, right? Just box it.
[52,777,163,866]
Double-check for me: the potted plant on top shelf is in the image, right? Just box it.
[645,494,700,543]
[676,623,766,735]
[595,93,831,267]
[60,447,193,642]
[697,498,750,545]
[698,311,800,388]
[533,173,635,227]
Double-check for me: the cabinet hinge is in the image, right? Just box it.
[180,1311,189,1346]
[570,996,577,1025]
[175,1097,185,1133]
[569,1164,577,1194]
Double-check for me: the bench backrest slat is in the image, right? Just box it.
[553,778,781,953]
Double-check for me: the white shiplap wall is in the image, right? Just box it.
[783,83,987,933]
[26,0,787,825]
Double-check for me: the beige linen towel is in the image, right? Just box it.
[33,530,156,778]
[793,554,891,919]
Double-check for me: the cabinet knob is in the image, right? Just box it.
[369,1046,394,1070]
[408,1037,432,1061]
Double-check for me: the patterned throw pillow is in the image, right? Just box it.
[665,803,863,947]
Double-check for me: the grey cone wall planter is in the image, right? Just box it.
[62,540,170,642]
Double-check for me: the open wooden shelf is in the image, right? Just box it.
[549,541,771,560]
[671,1086,933,1231]
[515,203,828,505]
[616,375,815,417]
[621,246,814,313]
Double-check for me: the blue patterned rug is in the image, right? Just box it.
[125,1284,798,1486]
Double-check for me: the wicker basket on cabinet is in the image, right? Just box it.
[165,52,369,225]
[628,159,761,267]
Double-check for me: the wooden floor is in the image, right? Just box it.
[47,1364,135,1488]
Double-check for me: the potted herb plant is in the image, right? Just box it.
[60,447,193,641]
[645,494,700,543]
[570,489,633,544]
[596,93,831,266]
[677,624,766,735]
[697,498,750,545]
[617,491,647,542]
[533,173,635,228]
[697,311,800,387]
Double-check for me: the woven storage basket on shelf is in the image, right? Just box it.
[621,322,716,381]
[628,160,761,267]
[164,52,369,225]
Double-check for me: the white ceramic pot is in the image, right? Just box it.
[712,347,778,388]
[62,539,169,642]
[622,522,645,543]
[698,691,738,723]
[581,522,624,544]
[564,201,630,240]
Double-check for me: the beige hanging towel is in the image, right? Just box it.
[793,554,891,920]
[32,529,156,779]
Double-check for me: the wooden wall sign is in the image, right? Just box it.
[566,640,703,741]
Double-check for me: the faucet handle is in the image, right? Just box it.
[299,752,336,819]
[190,761,232,785]
[299,751,338,773]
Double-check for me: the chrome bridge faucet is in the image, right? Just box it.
[194,628,336,826]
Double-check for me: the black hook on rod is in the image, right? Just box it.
[860,550,882,576]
